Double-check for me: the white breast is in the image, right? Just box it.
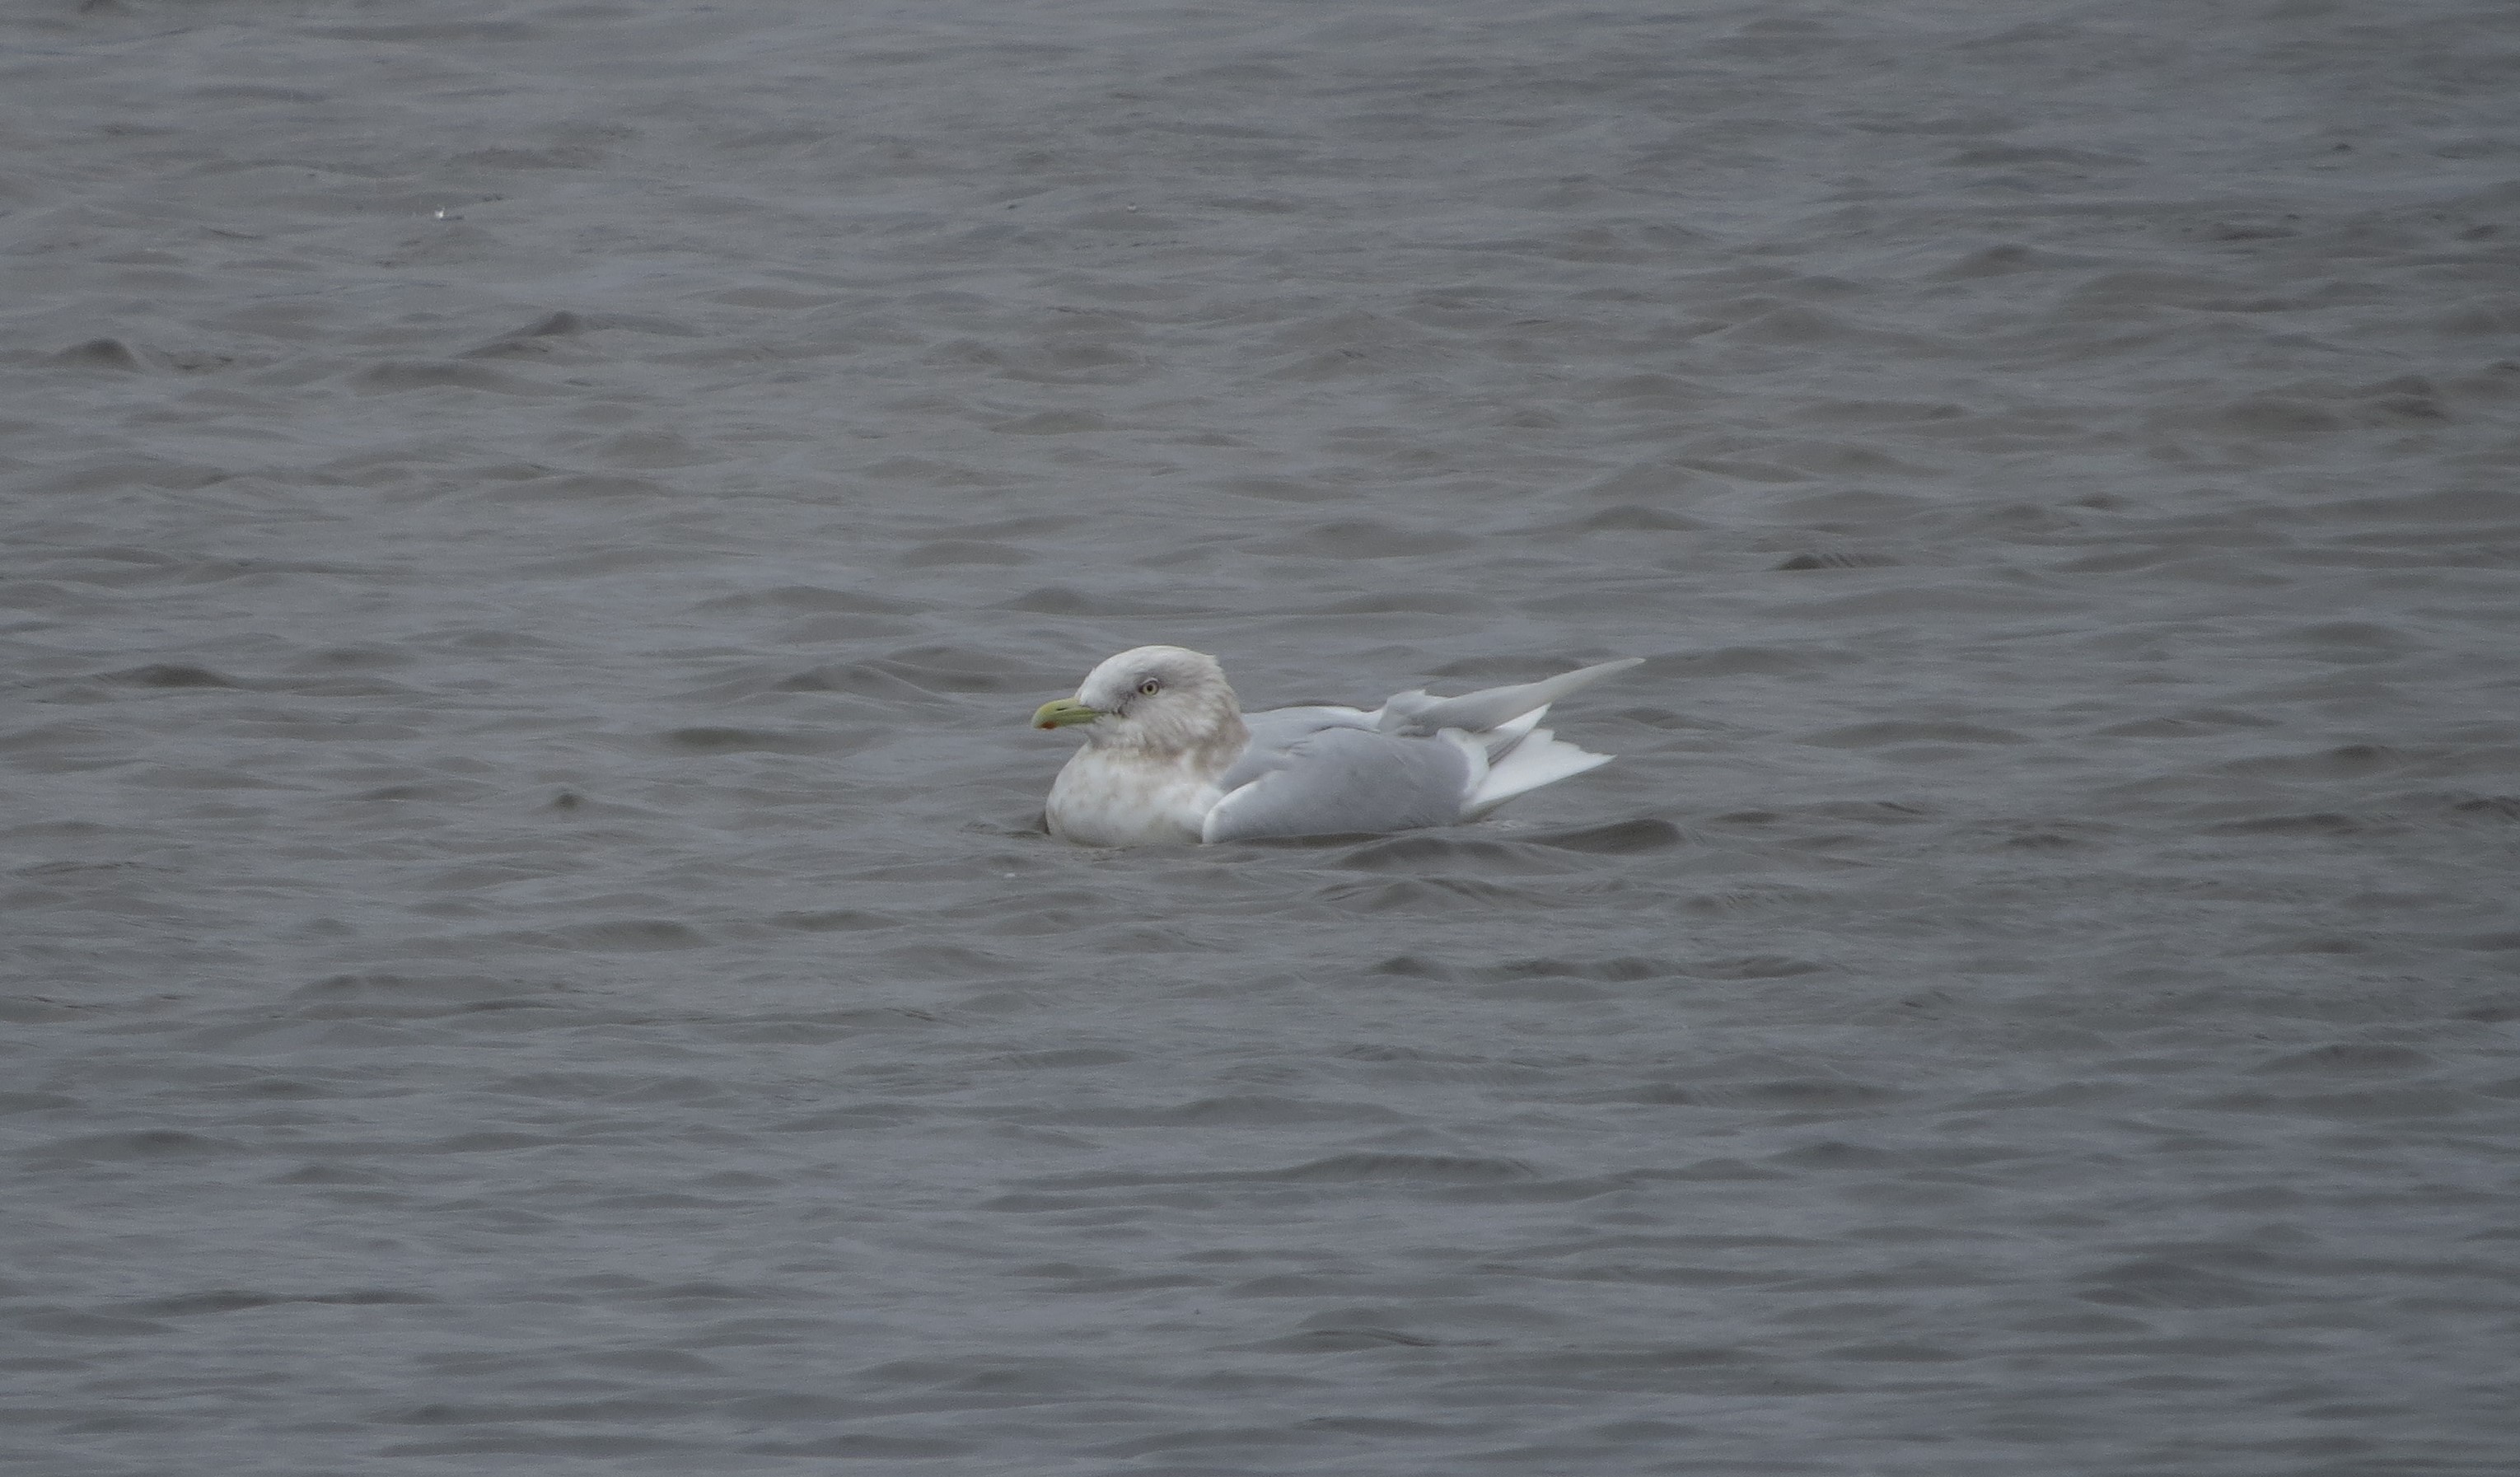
[1044,748,1223,847]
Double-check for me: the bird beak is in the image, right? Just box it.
[1031,698,1102,730]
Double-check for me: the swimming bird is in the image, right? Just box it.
[1031,646,1640,846]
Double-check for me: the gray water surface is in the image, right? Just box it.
[5,2,2518,1473]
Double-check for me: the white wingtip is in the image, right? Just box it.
[1378,657,1642,738]
[1465,727,1615,817]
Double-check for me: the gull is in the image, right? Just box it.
[1031,646,1640,846]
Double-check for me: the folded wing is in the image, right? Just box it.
[1374,657,1642,737]
[1199,658,1641,843]
[1201,717,1478,844]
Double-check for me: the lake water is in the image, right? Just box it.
[5,2,2517,1473]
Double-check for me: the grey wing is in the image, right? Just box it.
[1202,723,1475,843]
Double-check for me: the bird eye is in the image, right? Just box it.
[1137,678,1162,696]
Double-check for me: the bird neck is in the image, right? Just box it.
[1087,700,1248,778]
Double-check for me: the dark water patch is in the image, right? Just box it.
[1773,485,1933,522]
[1300,591,1494,615]
[214,1076,330,1099]
[1472,976,1618,1003]
[1246,519,1475,558]
[490,473,672,503]
[288,973,572,1018]
[743,1434,976,1458]
[28,457,233,495]
[0,997,99,1025]
[768,908,901,932]
[2445,793,2520,821]
[2312,486,2520,525]
[1972,819,2112,850]
[1706,302,1926,349]
[579,1348,726,1375]
[1472,955,1670,984]
[1269,1152,1536,1184]
[1790,398,1971,426]
[352,360,549,395]
[2251,1043,2436,1075]
[5,1309,180,1338]
[1325,833,1563,871]
[461,308,630,352]
[345,776,498,804]
[1207,474,1344,503]
[989,409,1115,435]
[767,1104,923,1131]
[1312,876,1553,912]
[126,1288,436,1316]
[899,539,1031,567]
[757,662,947,703]
[304,19,545,40]
[2200,812,2373,837]
[1700,1079,1901,1113]
[692,585,920,616]
[1335,1044,1545,1080]
[655,725,851,755]
[46,336,152,372]
[378,1435,707,1457]
[11,858,163,886]
[1773,549,1904,570]
[534,788,658,818]
[1370,954,1454,979]
[1568,458,1714,498]
[1537,502,1717,545]
[1592,1082,1702,1105]
[2194,1086,2478,1121]
[864,644,1034,692]
[2168,396,2347,437]
[1781,584,2078,619]
[1036,1095,1404,1127]
[1767,1140,1901,1171]
[1793,799,1937,825]
[854,455,1018,486]
[275,1162,386,1185]
[992,1047,1135,1069]
[2223,742,2409,778]
[2244,933,2382,957]
[1432,1171,1670,1205]
[1821,1340,1969,1362]
[1251,1325,1447,1353]
[2279,620,2422,654]
[700,1007,948,1045]
[865,942,1021,979]
[994,585,1203,615]
[588,429,723,468]
[1522,817,1685,853]
[96,662,243,689]
[1932,241,2116,278]
[1767,439,1944,478]
[602,1280,778,1302]
[2075,1259,2275,1310]
[22,1129,239,1164]
[1475,1344,1836,1395]
[2097,708,2282,738]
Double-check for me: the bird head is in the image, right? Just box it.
[1032,645,1243,755]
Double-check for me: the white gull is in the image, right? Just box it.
[1031,645,1639,847]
